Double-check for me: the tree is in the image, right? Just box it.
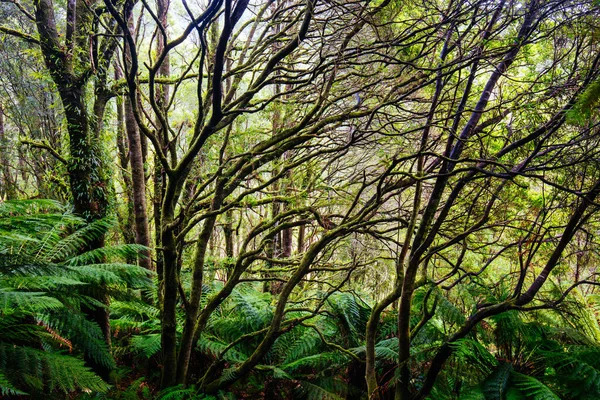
[0,32,68,200]
[2,0,600,398]
[108,0,444,388]
[105,0,600,393]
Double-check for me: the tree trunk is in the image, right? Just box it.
[154,0,170,299]
[160,204,179,388]
[0,103,16,200]
[115,84,136,248]
[123,43,152,271]
[33,0,119,380]
[223,209,235,279]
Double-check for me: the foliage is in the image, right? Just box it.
[0,200,152,395]
[2,0,600,398]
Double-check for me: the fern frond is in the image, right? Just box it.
[66,244,151,266]
[67,263,152,287]
[111,300,160,320]
[567,76,600,123]
[0,289,63,311]
[481,363,512,400]
[4,275,86,290]
[42,217,113,262]
[156,384,203,399]
[0,317,47,343]
[197,335,248,363]
[228,286,273,332]
[0,199,65,216]
[255,364,292,380]
[282,352,349,372]
[326,292,368,341]
[37,309,115,370]
[511,371,559,399]
[450,338,498,375]
[457,387,485,400]
[295,378,345,400]
[433,290,466,327]
[0,372,27,396]
[283,327,322,364]
[130,333,162,358]
[0,344,110,394]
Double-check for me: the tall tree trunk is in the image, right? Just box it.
[155,0,172,387]
[155,0,170,295]
[33,0,120,380]
[123,18,152,271]
[264,198,282,294]
[264,29,286,294]
[280,152,293,259]
[59,79,112,379]
[115,81,136,248]
[160,206,179,388]
[223,209,235,280]
[0,103,16,200]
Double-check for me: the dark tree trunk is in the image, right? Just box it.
[154,0,173,389]
[33,0,119,380]
[223,209,235,279]
[154,0,170,295]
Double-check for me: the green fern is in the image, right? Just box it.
[282,328,322,364]
[282,352,349,373]
[37,309,115,370]
[511,372,559,400]
[130,333,162,358]
[156,384,207,399]
[0,344,110,393]
[451,338,498,375]
[0,288,63,311]
[0,372,26,396]
[0,200,151,394]
[295,378,346,400]
[458,387,485,400]
[543,345,600,398]
[326,292,369,344]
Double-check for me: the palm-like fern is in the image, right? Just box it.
[429,300,600,400]
[0,199,153,395]
[193,286,369,398]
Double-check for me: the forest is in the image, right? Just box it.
[1,0,600,398]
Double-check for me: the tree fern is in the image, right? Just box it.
[326,292,369,344]
[282,352,350,373]
[567,76,600,124]
[255,364,292,380]
[451,338,498,375]
[542,345,600,398]
[129,333,162,359]
[456,387,486,400]
[0,288,63,311]
[37,309,115,370]
[294,378,346,400]
[0,200,150,394]
[0,344,110,393]
[478,363,511,400]
[156,384,205,399]
[511,372,560,400]
[281,327,323,364]
[198,335,249,363]
[0,372,26,396]
[228,284,274,332]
